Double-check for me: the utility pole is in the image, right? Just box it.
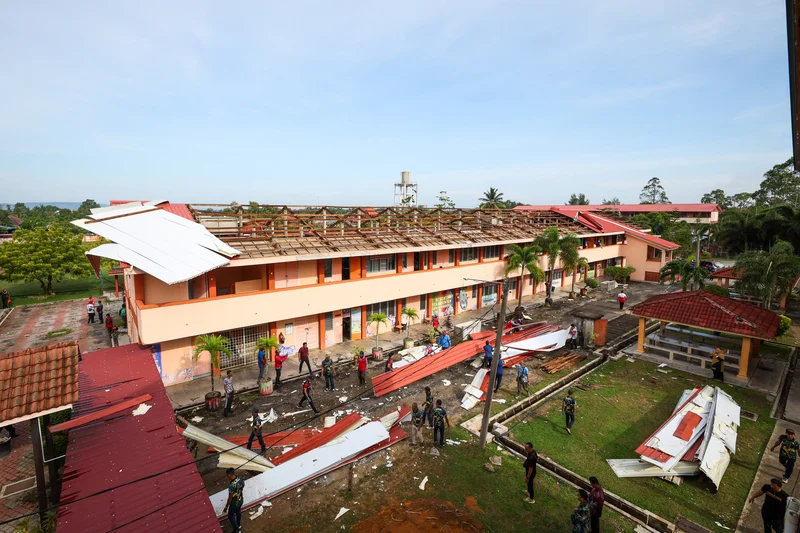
[479,280,510,448]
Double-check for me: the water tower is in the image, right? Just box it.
[393,171,418,207]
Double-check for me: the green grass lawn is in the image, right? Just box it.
[511,358,774,531]
[266,427,636,533]
[0,271,116,305]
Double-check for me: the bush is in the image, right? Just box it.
[777,315,792,338]
[702,284,730,297]
[701,251,712,259]
[605,265,637,282]
[585,277,599,289]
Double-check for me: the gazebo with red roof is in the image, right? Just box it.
[710,267,741,289]
[631,291,782,379]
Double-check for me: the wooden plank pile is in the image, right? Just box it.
[541,352,585,374]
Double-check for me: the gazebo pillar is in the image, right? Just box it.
[738,337,752,379]
[637,317,646,352]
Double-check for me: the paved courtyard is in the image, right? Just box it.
[0,424,36,533]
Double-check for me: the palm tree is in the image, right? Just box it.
[479,187,506,209]
[716,209,767,254]
[256,335,280,360]
[535,228,581,298]
[770,204,800,252]
[401,308,419,339]
[193,334,232,393]
[659,258,708,291]
[734,240,800,308]
[504,244,545,301]
[368,313,389,349]
[559,245,589,296]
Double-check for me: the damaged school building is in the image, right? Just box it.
[75,201,680,386]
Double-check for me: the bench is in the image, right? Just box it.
[664,325,743,350]
[645,334,741,371]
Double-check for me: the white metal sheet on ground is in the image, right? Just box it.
[504,329,569,353]
[696,387,740,488]
[673,389,695,413]
[73,206,239,285]
[607,459,700,478]
[211,422,389,516]
[183,424,274,470]
[645,386,713,457]
[699,435,731,488]
[460,369,488,410]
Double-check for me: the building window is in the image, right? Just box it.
[325,312,334,331]
[323,259,333,278]
[647,246,663,261]
[460,248,478,262]
[366,255,396,273]
[419,295,427,312]
[509,279,518,291]
[432,252,438,265]
[367,300,395,317]
[472,285,478,298]
[482,283,498,305]
[483,245,500,259]
[402,254,407,269]
[448,250,455,264]
[529,275,534,286]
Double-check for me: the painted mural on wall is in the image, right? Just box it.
[432,290,454,316]
[459,289,468,311]
[351,308,362,335]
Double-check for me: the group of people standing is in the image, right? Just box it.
[409,386,451,447]
[86,296,122,346]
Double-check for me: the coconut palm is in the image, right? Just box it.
[368,313,389,349]
[479,187,506,209]
[535,228,581,297]
[559,245,589,296]
[770,204,800,252]
[734,240,800,308]
[715,209,767,254]
[192,334,232,393]
[504,244,545,300]
[659,258,708,291]
[256,335,280,361]
[401,308,419,338]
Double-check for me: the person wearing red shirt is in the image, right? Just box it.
[617,290,627,310]
[274,350,288,387]
[356,351,368,386]
[298,342,312,377]
[298,377,319,414]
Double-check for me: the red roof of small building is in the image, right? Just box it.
[546,207,680,250]
[515,203,720,213]
[710,267,741,280]
[0,341,79,424]
[7,215,22,226]
[109,200,195,222]
[631,290,781,339]
[56,344,221,533]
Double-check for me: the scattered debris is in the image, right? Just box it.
[249,504,265,520]
[491,399,506,404]
[419,476,429,490]
[656,369,670,374]
[715,521,731,530]
[282,409,312,418]
[339,396,348,403]
[489,456,502,466]
[429,447,440,457]
[442,379,451,386]
[190,416,204,423]
[541,352,586,374]
[626,357,635,363]
[484,463,495,472]
[131,403,152,416]
[335,508,350,521]
[264,408,278,423]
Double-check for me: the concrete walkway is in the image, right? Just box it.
[166,289,580,410]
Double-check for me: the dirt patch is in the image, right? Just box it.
[353,498,484,533]
[463,495,482,514]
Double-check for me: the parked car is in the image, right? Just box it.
[699,260,718,273]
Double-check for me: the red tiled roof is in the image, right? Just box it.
[8,215,22,226]
[631,290,782,339]
[515,203,720,213]
[0,341,79,423]
[108,200,195,222]
[57,344,221,533]
[711,267,741,280]
[545,208,680,250]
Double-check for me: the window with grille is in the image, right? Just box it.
[433,252,438,265]
[323,259,333,278]
[448,250,455,263]
[460,248,478,262]
[367,300,395,317]
[402,254,407,269]
[366,255,396,273]
[325,312,334,331]
[472,285,478,298]
[509,279,518,291]
[483,245,499,259]
[420,295,427,312]
[216,324,269,370]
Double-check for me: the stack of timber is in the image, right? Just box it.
[541,352,585,374]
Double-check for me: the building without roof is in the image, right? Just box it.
[75,201,677,387]
[516,203,721,225]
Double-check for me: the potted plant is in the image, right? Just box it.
[581,277,599,296]
[401,307,419,349]
[193,334,232,411]
[255,335,280,395]
[368,312,388,359]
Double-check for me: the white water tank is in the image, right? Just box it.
[401,171,411,184]
[785,496,800,533]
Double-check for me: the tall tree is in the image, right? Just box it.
[715,209,767,254]
[479,188,505,209]
[700,189,729,209]
[639,177,670,204]
[566,193,590,205]
[729,192,754,209]
[659,258,708,291]
[734,241,800,308]
[535,228,580,298]
[75,199,101,218]
[558,244,588,296]
[504,244,545,300]
[0,225,94,294]
[752,158,800,207]
[434,191,456,209]
[770,204,800,252]
[193,334,232,393]
[602,197,621,205]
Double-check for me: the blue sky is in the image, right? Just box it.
[0,1,792,206]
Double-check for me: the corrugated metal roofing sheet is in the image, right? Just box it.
[56,344,221,533]
[73,202,239,285]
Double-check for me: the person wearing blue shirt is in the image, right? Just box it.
[439,331,451,349]
[257,347,267,382]
[493,361,504,393]
[482,341,493,368]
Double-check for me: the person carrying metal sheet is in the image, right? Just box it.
[247,408,266,454]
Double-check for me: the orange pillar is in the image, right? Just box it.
[636,317,646,352]
[738,337,752,379]
[207,273,216,298]
[361,306,367,335]
[317,260,325,284]
[114,276,120,298]
[478,247,484,263]
[476,285,483,309]
[318,314,326,350]
[427,251,434,269]
[454,250,461,266]
[498,245,504,260]
[396,254,403,274]
[396,300,403,327]
[453,291,460,316]
[426,294,433,317]
[267,265,275,290]
[360,258,367,278]
[269,323,277,361]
